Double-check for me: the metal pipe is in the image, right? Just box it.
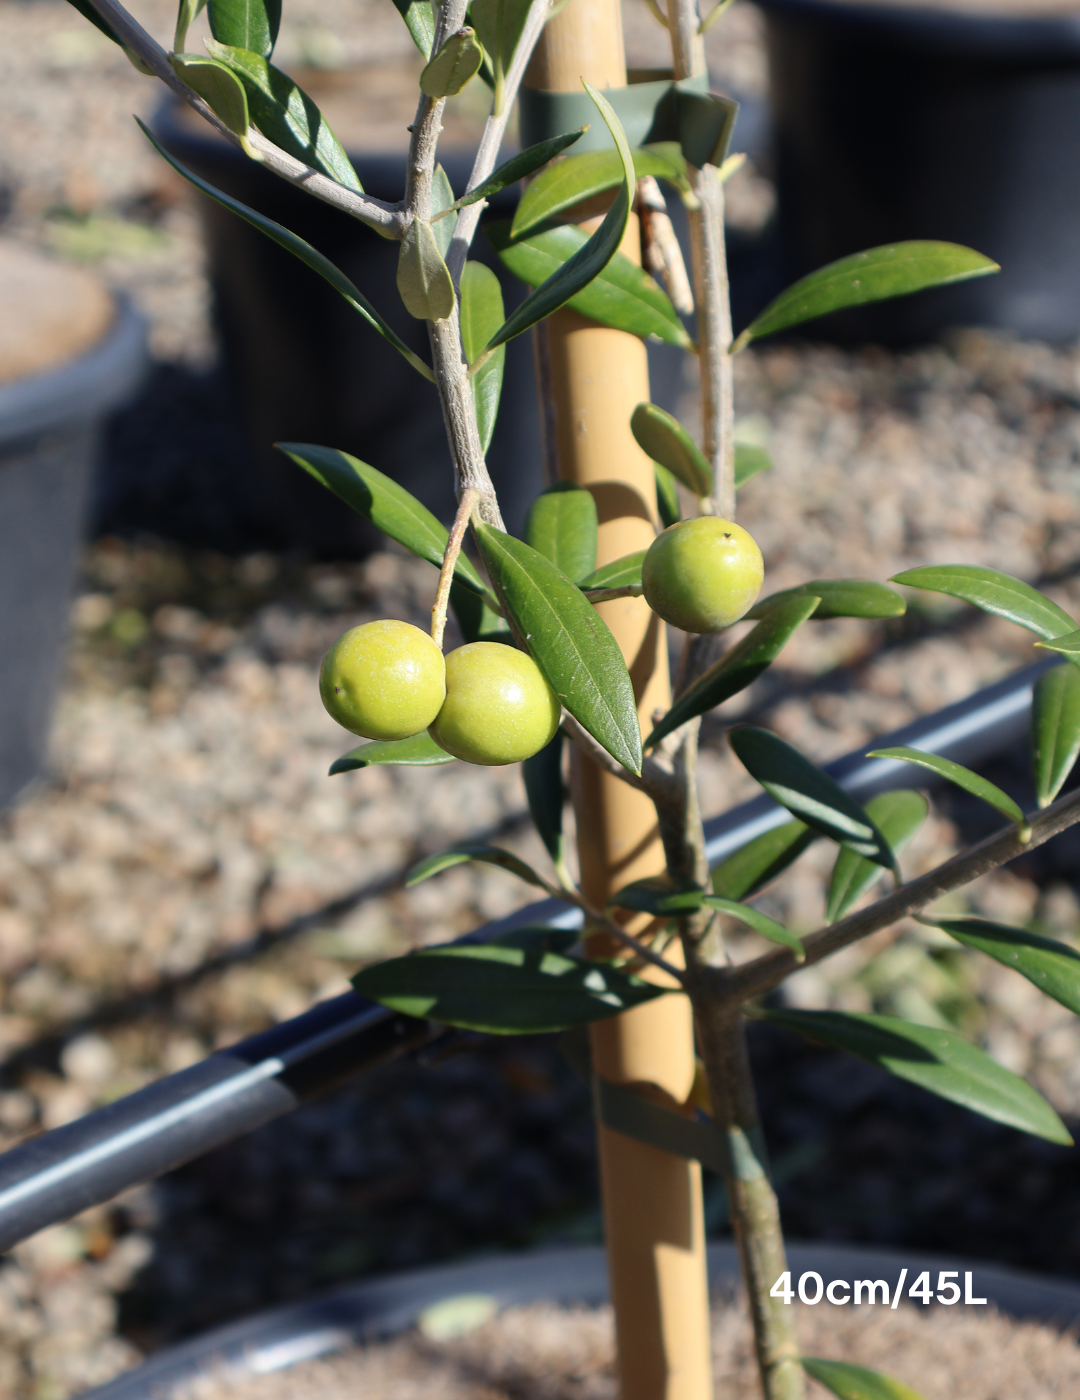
[0,658,1057,1254]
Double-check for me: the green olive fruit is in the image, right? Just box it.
[319,620,446,741]
[429,641,561,766]
[642,516,764,633]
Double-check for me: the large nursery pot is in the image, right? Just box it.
[0,241,146,810]
[153,85,547,555]
[78,1242,1080,1400]
[757,0,1080,344]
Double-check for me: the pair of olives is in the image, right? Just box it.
[319,517,764,766]
[320,621,561,765]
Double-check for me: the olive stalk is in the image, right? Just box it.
[431,488,479,648]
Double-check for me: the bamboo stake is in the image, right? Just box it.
[526,8,712,1399]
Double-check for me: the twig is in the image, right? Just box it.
[720,784,1080,1007]
[669,0,735,518]
[85,0,405,238]
[561,713,680,802]
[432,488,479,647]
[639,177,695,315]
[445,0,554,283]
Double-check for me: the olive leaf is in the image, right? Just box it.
[352,943,667,1033]
[938,919,1080,1018]
[449,578,512,644]
[469,0,532,83]
[204,41,362,190]
[407,843,548,889]
[762,1009,1071,1144]
[1035,627,1080,672]
[892,564,1075,641]
[710,820,816,901]
[330,734,455,773]
[397,218,456,322]
[703,896,804,959]
[139,122,434,380]
[526,483,598,584]
[523,732,567,869]
[866,747,1027,832]
[171,55,256,157]
[646,597,821,749]
[277,445,491,600]
[734,442,772,488]
[732,243,998,351]
[437,130,588,218]
[490,223,692,349]
[608,877,704,917]
[459,262,505,453]
[655,465,681,528]
[730,727,894,867]
[1031,664,1080,807]
[420,27,484,97]
[579,552,646,592]
[512,147,688,238]
[476,525,643,776]
[392,0,435,55]
[630,403,712,497]
[801,1357,928,1400]
[746,579,905,622]
[825,790,928,922]
[207,0,281,59]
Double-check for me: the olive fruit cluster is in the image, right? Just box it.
[642,517,763,633]
[320,620,560,766]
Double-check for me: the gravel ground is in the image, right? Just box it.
[4,0,1080,1396]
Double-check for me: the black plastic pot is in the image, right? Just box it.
[0,296,146,809]
[79,1242,1080,1400]
[757,0,1080,344]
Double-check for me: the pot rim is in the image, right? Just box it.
[0,297,147,449]
[77,1241,1080,1400]
[756,0,1080,61]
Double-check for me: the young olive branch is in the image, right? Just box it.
[718,783,1080,1008]
[85,0,405,237]
[431,488,479,648]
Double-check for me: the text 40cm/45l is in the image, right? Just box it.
[770,1270,988,1307]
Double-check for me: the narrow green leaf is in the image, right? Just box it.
[939,918,1080,1018]
[277,445,489,598]
[512,147,688,238]
[391,0,435,56]
[630,403,712,497]
[655,465,681,528]
[484,925,580,954]
[608,877,703,917]
[490,222,692,349]
[397,218,456,322]
[174,0,209,49]
[449,578,511,644]
[747,579,905,622]
[866,746,1026,829]
[579,551,646,592]
[647,597,821,749]
[526,483,598,584]
[330,733,455,773]
[703,896,804,959]
[1032,664,1080,807]
[352,942,666,1033]
[1035,627,1080,673]
[171,55,253,152]
[407,843,547,889]
[138,122,434,380]
[207,0,280,59]
[65,0,125,46]
[429,164,457,257]
[891,564,1076,642]
[734,442,772,488]
[763,1008,1072,1144]
[801,1357,927,1400]
[441,130,588,215]
[523,732,566,867]
[710,821,816,901]
[459,262,505,453]
[730,727,894,867]
[482,82,635,353]
[476,525,643,775]
[470,0,532,77]
[204,41,362,190]
[826,790,928,922]
[732,242,998,350]
[421,27,483,97]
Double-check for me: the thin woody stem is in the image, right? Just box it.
[431,488,479,648]
[719,784,1080,1008]
[85,0,404,237]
